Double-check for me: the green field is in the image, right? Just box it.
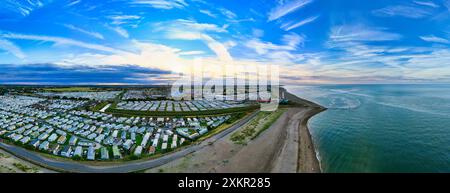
[43,87,97,92]
[106,105,260,117]
[230,109,286,145]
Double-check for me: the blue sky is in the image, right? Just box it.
[0,0,450,85]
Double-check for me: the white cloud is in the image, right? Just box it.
[268,0,313,21]
[64,24,104,40]
[413,1,439,8]
[329,24,402,43]
[252,29,264,38]
[282,33,305,48]
[245,37,299,55]
[111,26,130,38]
[372,5,432,18]
[153,19,231,61]
[155,19,227,33]
[109,15,142,25]
[0,38,26,59]
[420,35,450,44]
[223,40,237,49]
[178,50,205,56]
[199,9,217,18]
[129,0,188,9]
[66,0,82,7]
[1,32,126,54]
[218,8,237,19]
[1,0,50,17]
[281,15,319,31]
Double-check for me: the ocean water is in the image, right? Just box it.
[286,84,450,173]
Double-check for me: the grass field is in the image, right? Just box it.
[43,87,97,92]
[106,105,259,117]
[90,101,110,111]
[230,109,286,145]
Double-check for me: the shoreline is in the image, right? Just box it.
[280,87,326,173]
[0,87,326,173]
[297,107,325,172]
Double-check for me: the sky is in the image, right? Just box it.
[0,0,450,85]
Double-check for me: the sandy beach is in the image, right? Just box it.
[0,88,324,173]
[145,87,325,173]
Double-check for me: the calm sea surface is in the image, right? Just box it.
[286,84,450,172]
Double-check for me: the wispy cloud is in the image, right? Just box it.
[108,15,142,25]
[153,19,231,61]
[252,29,264,38]
[66,0,82,7]
[1,32,126,54]
[154,19,227,33]
[64,24,104,40]
[413,1,440,8]
[281,15,319,31]
[129,0,188,10]
[1,0,51,17]
[218,8,237,19]
[372,5,432,18]
[420,35,450,44]
[245,37,300,55]
[268,0,313,21]
[178,50,205,56]
[329,24,402,43]
[282,33,306,48]
[0,38,26,59]
[113,27,129,38]
[199,9,217,18]
[104,25,129,38]
[444,0,450,11]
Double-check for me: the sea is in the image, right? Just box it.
[286,84,450,172]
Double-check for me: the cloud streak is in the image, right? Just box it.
[64,24,104,39]
[413,1,439,8]
[420,35,450,44]
[281,15,319,31]
[372,5,432,18]
[1,32,127,54]
[0,38,26,59]
[328,24,402,43]
[129,0,188,10]
[268,0,313,21]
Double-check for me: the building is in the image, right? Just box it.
[134,146,143,156]
[48,133,58,142]
[20,136,31,144]
[61,146,72,157]
[87,146,95,160]
[100,147,109,160]
[112,145,121,159]
[57,135,67,144]
[29,139,40,149]
[69,136,78,146]
[52,145,61,155]
[74,146,83,157]
[39,141,49,151]
[123,139,133,150]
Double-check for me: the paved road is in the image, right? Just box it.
[0,111,258,173]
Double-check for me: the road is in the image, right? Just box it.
[0,111,258,173]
